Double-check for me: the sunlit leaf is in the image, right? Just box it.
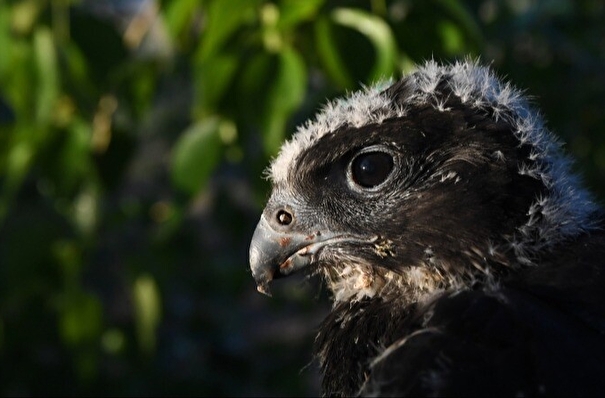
[260,3,282,52]
[73,182,99,237]
[163,0,199,41]
[277,0,325,28]
[132,274,161,354]
[11,0,42,35]
[33,26,59,125]
[171,117,223,194]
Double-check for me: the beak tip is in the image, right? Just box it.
[256,283,273,297]
[249,241,275,297]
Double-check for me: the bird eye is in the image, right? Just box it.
[349,151,395,189]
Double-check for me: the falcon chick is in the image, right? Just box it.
[249,60,605,396]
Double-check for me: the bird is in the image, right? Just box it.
[248,60,605,397]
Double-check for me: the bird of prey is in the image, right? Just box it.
[249,60,605,396]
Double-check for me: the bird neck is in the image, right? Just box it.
[313,296,416,396]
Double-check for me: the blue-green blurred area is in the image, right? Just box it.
[0,0,603,395]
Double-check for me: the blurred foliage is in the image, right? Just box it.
[0,0,603,395]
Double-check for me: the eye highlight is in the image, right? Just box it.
[349,150,395,189]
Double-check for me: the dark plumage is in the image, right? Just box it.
[248,60,605,396]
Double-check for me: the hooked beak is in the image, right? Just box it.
[249,215,327,296]
[249,214,365,296]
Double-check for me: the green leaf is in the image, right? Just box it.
[171,117,222,194]
[59,291,103,347]
[53,239,82,283]
[199,0,261,61]
[194,53,239,114]
[58,118,93,189]
[238,52,275,108]
[277,0,325,28]
[132,274,162,354]
[0,2,13,77]
[316,8,399,88]
[315,15,354,89]
[33,26,59,125]
[0,39,35,120]
[237,51,277,135]
[273,48,307,114]
[164,0,200,40]
[69,11,127,85]
[331,8,398,83]
[0,134,34,222]
[11,0,42,35]
[435,0,483,50]
[262,47,307,155]
[72,182,99,237]
[60,41,94,96]
[101,328,126,355]
[438,20,465,55]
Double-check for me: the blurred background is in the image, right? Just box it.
[0,0,603,396]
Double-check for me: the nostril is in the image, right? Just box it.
[276,209,293,226]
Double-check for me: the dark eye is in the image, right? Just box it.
[350,151,394,189]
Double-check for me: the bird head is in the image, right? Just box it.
[249,60,599,303]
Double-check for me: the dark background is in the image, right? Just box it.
[0,0,603,395]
